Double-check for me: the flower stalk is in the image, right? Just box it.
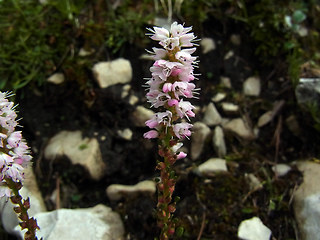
[0,91,40,240]
[6,178,40,240]
[143,22,198,239]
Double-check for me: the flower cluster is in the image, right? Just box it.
[0,92,32,197]
[144,22,199,151]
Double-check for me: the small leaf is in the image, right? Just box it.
[284,41,296,50]
[292,10,306,23]
[175,226,184,237]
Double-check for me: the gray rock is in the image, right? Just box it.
[200,38,216,54]
[197,158,228,176]
[272,164,291,177]
[220,76,232,88]
[221,102,239,114]
[211,92,226,102]
[117,128,133,141]
[121,84,131,99]
[245,173,263,191]
[131,106,154,127]
[47,73,64,85]
[230,34,241,45]
[44,131,106,181]
[16,204,125,240]
[106,180,156,201]
[293,161,320,240]
[93,58,132,88]
[224,50,234,60]
[191,122,211,160]
[202,102,222,126]
[257,111,273,127]
[212,126,226,157]
[78,48,95,56]
[238,217,271,240]
[223,118,255,140]
[128,95,139,105]
[243,76,261,96]
[258,101,285,128]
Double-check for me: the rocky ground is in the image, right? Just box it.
[1,17,320,240]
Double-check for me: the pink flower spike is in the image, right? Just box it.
[144,130,159,139]
[168,99,178,107]
[7,131,22,148]
[175,99,195,119]
[171,68,182,76]
[173,122,193,139]
[0,153,14,169]
[176,152,187,160]
[145,118,159,129]
[170,22,193,37]
[150,27,169,41]
[151,47,167,60]
[162,83,172,93]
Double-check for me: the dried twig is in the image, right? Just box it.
[197,212,206,240]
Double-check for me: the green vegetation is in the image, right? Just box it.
[0,0,155,91]
[0,0,319,92]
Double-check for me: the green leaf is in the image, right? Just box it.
[284,41,296,50]
[241,207,254,214]
[292,10,306,23]
[175,227,184,237]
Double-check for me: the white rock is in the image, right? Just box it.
[79,48,95,56]
[15,204,124,240]
[224,50,234,60]
[47,73,64,85]
[106,180,156,201]
[128,95,139,105]
[44,131,106,181]
[221,102,239,113]
[238,217,271,240]
[202,102,222,126]
[200,38,216,54]
[93,58,132,88]
[257,111,273,127]
[121,84,131,98]
[223,118,255,140]
[243,76,261,96]
[272,164,291,177]
[230,34,241,45]
[191,122,211,160]
[197,158,228,176]
[212,126,226,157]
[211,92,226,102]
[0,167,46,235]
[117,128,133,141]
[298,26,308,37]
[131,106,154,127]
[220,76,232,88]
[245,173,263,191]
[293,161,320,240]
